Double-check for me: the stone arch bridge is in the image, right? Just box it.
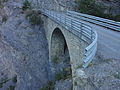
[30,1,98,90]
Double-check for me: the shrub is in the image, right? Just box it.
[0,1,4,9]
[114,15,120,22]
[7,86,15,90]
[55,73,65,81]
[75,0,120,22]
[52,55,59,64]
[0,78,10,88]
[26,10,43,25]
[12,76,17,83]
[55,68,72,81]
[113,72,120,79]
[0,0,8,8]
[40,81,55,90]
[22,0,31,11]
[2,16,7,23]
[75,0,104,16]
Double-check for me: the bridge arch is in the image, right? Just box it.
[50,27,70,62]
[50,27,73,78]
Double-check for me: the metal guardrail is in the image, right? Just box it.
[31,1,98,68]
[67,11,120,31]
[42,10,98,68]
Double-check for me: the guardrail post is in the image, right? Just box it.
[56,13,57,20]
[60,15,61,22]
[91,30,93,40]
[81,23,83,37]
[65,16,66,25]
[71,19,73,29]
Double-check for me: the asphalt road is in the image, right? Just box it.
[77,19,120,59]
[75,18,120,59]
[97,27,120,59]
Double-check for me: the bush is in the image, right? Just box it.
[55,73,65,81]
[22,0,31,11]
[26,10,43,25]
[12,76,17,83]
[52,55,59,64]
[0,78,10,88]
[0,1,4,8]
[114,15,120,22]
[40,81,55,90]
[75,0,120,22]
[76,0,104,16]
[55,68,72,81]
[113,72,120,79]
[7,86,15,90]
[2,16,7,23]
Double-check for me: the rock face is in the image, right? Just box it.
[0,0,50,90]
[96,0,120,16]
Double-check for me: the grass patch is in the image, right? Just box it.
[22,0,31,11]
[7,85,15,90]
[40,81,55,90]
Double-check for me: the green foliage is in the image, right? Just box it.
[40,81,55,90]
[2,16,7,23]
[52,55,60,64]
[55,67,72,81]
[0,1,4,9]
[3,0,8,2]
[114,15,120,22]
[0,0,8,8]
[103,58,113,63]
[76,0,104,16]
[0,78,10,88]
[26,10,43,25]
[12,76,17,83]
[75,0,120,22]
[7,86,15,90]
[113,72,120,79]
[22,0,31,11]
[55,72,65,81]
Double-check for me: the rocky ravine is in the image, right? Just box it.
[0,1,50,90]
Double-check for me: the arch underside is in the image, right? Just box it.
[50,27,72,79]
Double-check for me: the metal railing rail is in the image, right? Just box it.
[67,11,120,31]
[31,1,98,68]
[43,10,98,68]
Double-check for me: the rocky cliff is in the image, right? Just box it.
[96,0,120,16]
[0,0,50,89]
